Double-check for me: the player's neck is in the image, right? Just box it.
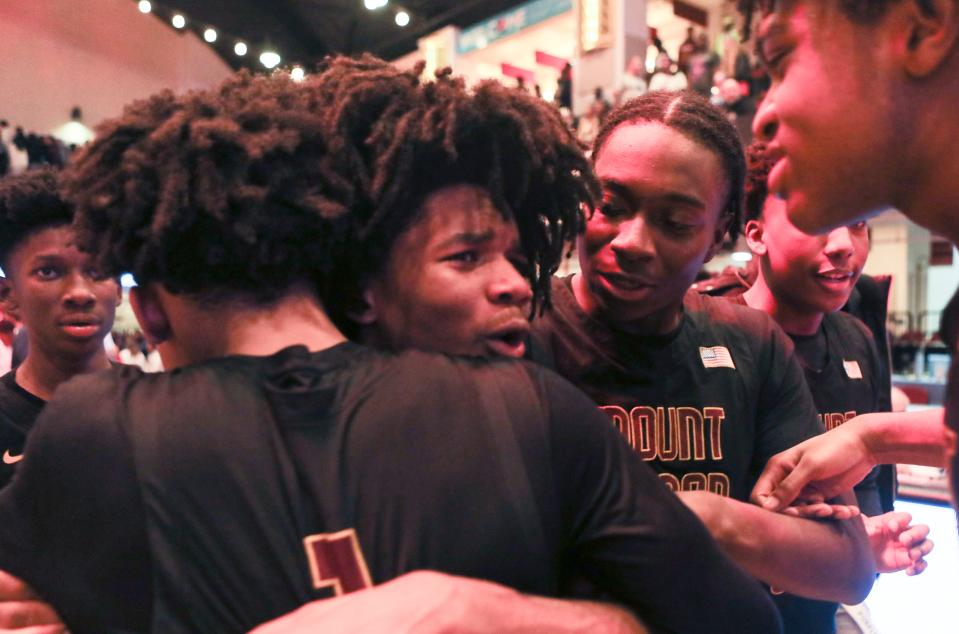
[15,347,111,401]
[742,273,822,337]
[159,287,347,369]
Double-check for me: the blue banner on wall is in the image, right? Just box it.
[456,0,573,55]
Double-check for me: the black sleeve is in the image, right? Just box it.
[537,370,783,634]
[853,322,889,517]
[753,324,824,478]
[0,369,151,632]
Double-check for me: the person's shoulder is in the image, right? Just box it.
[825,310,874,341]
[686,288,777,334]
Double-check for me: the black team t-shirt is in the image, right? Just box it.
[715,293,885,634]
[529,276,824,501]
[0,342,781,634]
[0,370,45,487]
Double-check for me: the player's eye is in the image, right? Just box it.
[444,250,480,265]
[33,265,60,280]
[598,202,628,219]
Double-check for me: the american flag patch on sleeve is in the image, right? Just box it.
[843,360,863,379]
[700,346,736,369]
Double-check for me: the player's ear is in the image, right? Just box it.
[704,213,732,264]
[896,0,959,77]
[744,219,767,256]
[348,288,378,326]
[129,285,171,344]
[0,277,20,322]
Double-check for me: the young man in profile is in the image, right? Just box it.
[738,0,959,522]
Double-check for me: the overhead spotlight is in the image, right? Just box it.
[203,28,217,43]
[137,1,152,14]
[364,0,388,9]
[171,14,186,29]
[395,10,410,26]
[291,66,306,82]
[260,51,281,69]
[234,41,248,56]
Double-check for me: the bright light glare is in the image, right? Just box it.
[171,14,186,29]
[291,66,305,81]
[731,251,753,263]
[234,42,248,56]
[260,51,281,69]
[203,28,217,43]
[138,1,152,14]
[120,273,137,288]
[364,0,388,9]
[395,10,410,26]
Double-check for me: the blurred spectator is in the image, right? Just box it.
[615,55,648,105]
[576,98,604,147]
[718,78,755,143]
[677,26,698,75]
[718,17,742,78]
[689,32,720,96]
[592,86,611,120]
[6,128,28,175]
[649,51,688,92]
[556,63,572,110]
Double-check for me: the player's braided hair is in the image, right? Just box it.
[593,90,746,243]
[311,54,598,316]
[743,141,777,224]
[62,71,352,304]
[0,167,73,271]
[736,1,934,41]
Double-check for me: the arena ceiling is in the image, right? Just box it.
[158,0,531,70]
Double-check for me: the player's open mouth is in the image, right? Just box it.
[484,323,529,358]
[814,269,854,292]
[58,315,102,339]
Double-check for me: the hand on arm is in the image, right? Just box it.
[248,571,646,634]
[0,571,64,634]
[751,409,948,511]
[679,491,875,604]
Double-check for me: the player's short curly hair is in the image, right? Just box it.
[62,71,352,304]
[0,167,73,271]
[736,0,934,40]
[743,141,778,224]
[311,54,599,317]
[593,90,746,243]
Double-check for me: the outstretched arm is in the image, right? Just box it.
[679,491,875,605]
[249,571,646,634]
[751,409,948,511]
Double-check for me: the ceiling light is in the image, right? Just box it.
[291,66,306,82]
[260,51,281,69]
[203,28,217,43]
[137,1,152,14]
[395,11,410,26]
[364,0,388,9]
[171,14,186,29]
[234,42,248,56]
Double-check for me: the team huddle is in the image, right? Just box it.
[1,1,958,633]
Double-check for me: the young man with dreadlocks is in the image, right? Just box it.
[736,1,959,533]
[0,168,120,488]
[527,90,876,613]
[0,66,781,633]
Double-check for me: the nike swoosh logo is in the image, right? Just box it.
[2,450,23,465]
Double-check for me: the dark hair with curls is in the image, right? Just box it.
[62,71,352,305]
[743,141,777,224]
[592,90,746,243]
[0,167,74,271]
[310,54,599,317]
[736,1,934,41]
